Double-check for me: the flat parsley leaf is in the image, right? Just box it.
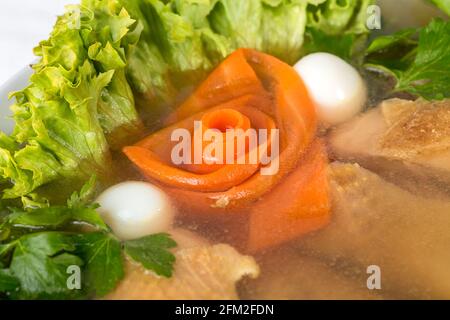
[396,19,450,100]
[4,176,107,232]
[0,269,20,292]
[366,28,418,55]
[366,19,450,100]
[124,233,177,278]
[6,205,108,232]
[74,232,124,297]
[67,175,98,208]
[6,232,84,299]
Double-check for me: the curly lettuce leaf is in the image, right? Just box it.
[123,0,372,111]
[302,0,374,63]
[123,0,214,108]
[0,0,142,201]
[83,3,143,145]
[208,0,263,49]
[258,0,307,64]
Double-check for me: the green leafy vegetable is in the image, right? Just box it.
[366,29,418,54]
[124,233,177,278]
[2,176,107,231]
[0,179,115,299]
[0,229,178,299]
[67,175,98,208]
[5,206,108,232]
[2,232,84,299]
[365,28,418,74]
[0,0,142,202]
[74,232,124,297]
[259,0,309,64]
[301,28,360,62]
[0,171,177,300]
[122,0,373,110]
[307,0,368,35]
[0,269,20,292]
[366,19,450,100]
[396,19,450,100]
[302,0,374,63]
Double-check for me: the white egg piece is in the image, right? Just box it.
[294,52,367,125]
[96,181,175,240]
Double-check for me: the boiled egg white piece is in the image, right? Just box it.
[294,52,367,125]
[96,181,174,240]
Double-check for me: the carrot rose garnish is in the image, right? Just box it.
[124,49,330,252]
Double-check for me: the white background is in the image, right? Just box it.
[0,0,73,86]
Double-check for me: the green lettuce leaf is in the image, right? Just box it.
[123,0,372,113]
[259,0,309,65]
[208,0,263,49]
[123,0,214,110]
[302,0,374,63]
[0,0,142,201]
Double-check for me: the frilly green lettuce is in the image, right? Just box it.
[122,0,373,111]
[0,0,142,200]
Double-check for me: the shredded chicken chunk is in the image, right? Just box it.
[106,229,260,300]
[329,98,450,197]
[298,163,450,299]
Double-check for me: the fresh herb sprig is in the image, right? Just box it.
[0,178,177,300]
[365,19,450,100]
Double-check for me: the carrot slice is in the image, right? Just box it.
[123,146,260,193]
[184,108,252,174]
[247,139,330,252]
[164,49,266,125]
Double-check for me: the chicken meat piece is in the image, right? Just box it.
[328,98,450,197]
[107,229,260,300]
[298,163,450,299]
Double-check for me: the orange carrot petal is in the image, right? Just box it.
[123,146,260,193]
[164,49,266,125]
[246,139,331,252]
